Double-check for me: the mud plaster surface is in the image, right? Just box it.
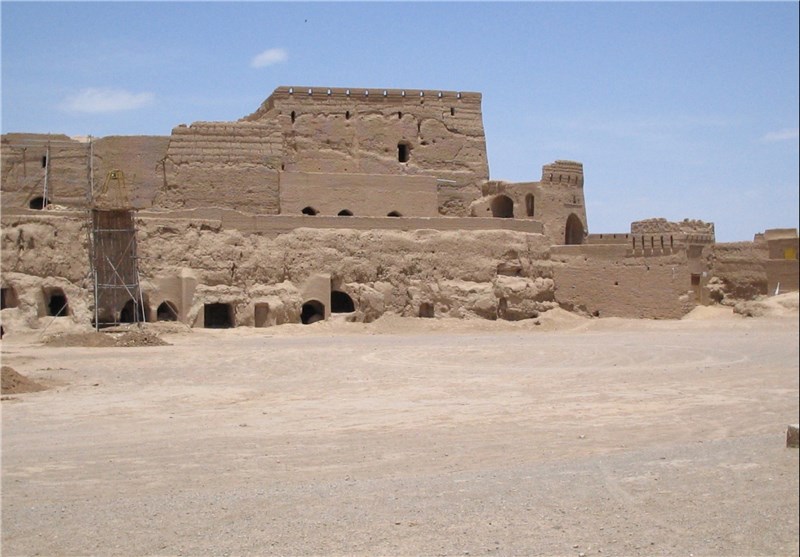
[1,302,798,557]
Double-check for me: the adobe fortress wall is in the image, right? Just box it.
[1,210,557,331]
[1,134,169,210]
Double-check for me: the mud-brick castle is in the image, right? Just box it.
[1,86,797,332]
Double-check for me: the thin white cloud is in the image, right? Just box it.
[60,88,154,113]
[760,128,799,143]
[251,48,288,68]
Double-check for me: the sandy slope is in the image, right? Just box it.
[1,300,798,556]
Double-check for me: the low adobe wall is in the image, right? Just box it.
[550,244,695,319]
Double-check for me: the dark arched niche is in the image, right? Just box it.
[491,195,514,218]
[331,291,355,313]
[565,213,585,245]
[301,300,325,324]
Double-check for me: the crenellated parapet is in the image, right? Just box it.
[244,86,482,121]
[631,218,715,243]
[540,160,584,187]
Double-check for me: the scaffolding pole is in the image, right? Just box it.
[42,143,50,207]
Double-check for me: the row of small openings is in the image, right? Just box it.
[118,300,179,323]
[1,286,71,316]
[290,109,454,125]
[548,173,581,185]
[301,207,402,217]
[632,236,674,249]
[287,87,463,99]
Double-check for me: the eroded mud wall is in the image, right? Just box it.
[551,244,695,319]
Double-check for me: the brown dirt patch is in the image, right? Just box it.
[43,330,170,348]
[1,366,46,394]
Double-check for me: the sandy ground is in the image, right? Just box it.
[1,303,798,557]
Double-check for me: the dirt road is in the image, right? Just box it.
[2,309,798,556]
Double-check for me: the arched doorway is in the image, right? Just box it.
[490,195,514,218]
[301,206,318,215]
[564,214,585,245]
[29,196,49,210]
[301,300,325,324]
[43,287,69,316]
[156,301,179,321]
[331,291,355,313]
[1,286,19,309]
[525,194,535,217]
[120,299,147,323]
[418,302,435,318]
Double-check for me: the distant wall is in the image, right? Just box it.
[551,244,695,319]
[710,241,769,299]
[1,134,90,209]
[155,121,282,213]
[765,231,798,294]
[1,134,170,210]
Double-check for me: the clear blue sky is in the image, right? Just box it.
[2,1,798,242]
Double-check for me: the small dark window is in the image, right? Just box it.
[525,194,534,217]
[346,110,351,120]
[291,111,296,124]
[398,142,410,163]
[337,209,353,216]
[450,107,455,116]
[29,196,49,210]
[41,155,47,168]
[398,111,402,119]
[301,206,318,216]
[691,274,701,286]
[387,211,402,217]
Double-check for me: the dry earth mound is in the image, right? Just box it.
[1,366,46,394]
[733,292,800,318]
[43,330,170,348]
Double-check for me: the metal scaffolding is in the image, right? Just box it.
[88,170,145,329]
